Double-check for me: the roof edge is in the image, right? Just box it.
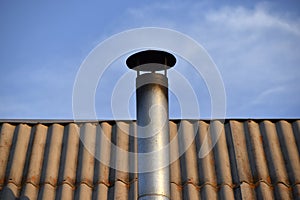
[0,118,298,124]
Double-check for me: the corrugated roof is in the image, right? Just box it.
[0,119,299,199]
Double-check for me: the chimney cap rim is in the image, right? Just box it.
[126,50,176,71]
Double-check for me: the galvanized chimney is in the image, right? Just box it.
[126,50,176,200]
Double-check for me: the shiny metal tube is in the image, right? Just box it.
[136,73,170,200]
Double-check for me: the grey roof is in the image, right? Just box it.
[0,119,299,199]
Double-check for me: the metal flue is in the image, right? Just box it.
[126,50,176,200]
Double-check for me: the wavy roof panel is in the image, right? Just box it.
[0,119,299,199]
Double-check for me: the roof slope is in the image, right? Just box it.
[0,119,299,199]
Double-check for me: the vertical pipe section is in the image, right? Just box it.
[136,73,170,200]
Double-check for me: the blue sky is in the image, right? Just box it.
[0,0,300,119]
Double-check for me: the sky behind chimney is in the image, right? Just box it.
[0,0,299,119]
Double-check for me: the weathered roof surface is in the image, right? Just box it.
[0,119,299,199]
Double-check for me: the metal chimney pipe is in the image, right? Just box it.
[126,50,176,200]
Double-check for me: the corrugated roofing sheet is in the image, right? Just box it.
[0,119,299,199]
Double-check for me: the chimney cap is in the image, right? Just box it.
[126,50,176,71]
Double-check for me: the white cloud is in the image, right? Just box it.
[123,1,300,118]
[252,86,286,105]
[205,4,300,36]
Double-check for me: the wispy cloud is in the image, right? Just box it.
[205,4,300,36]
[253,86,286,105]
[123,1,300,118]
